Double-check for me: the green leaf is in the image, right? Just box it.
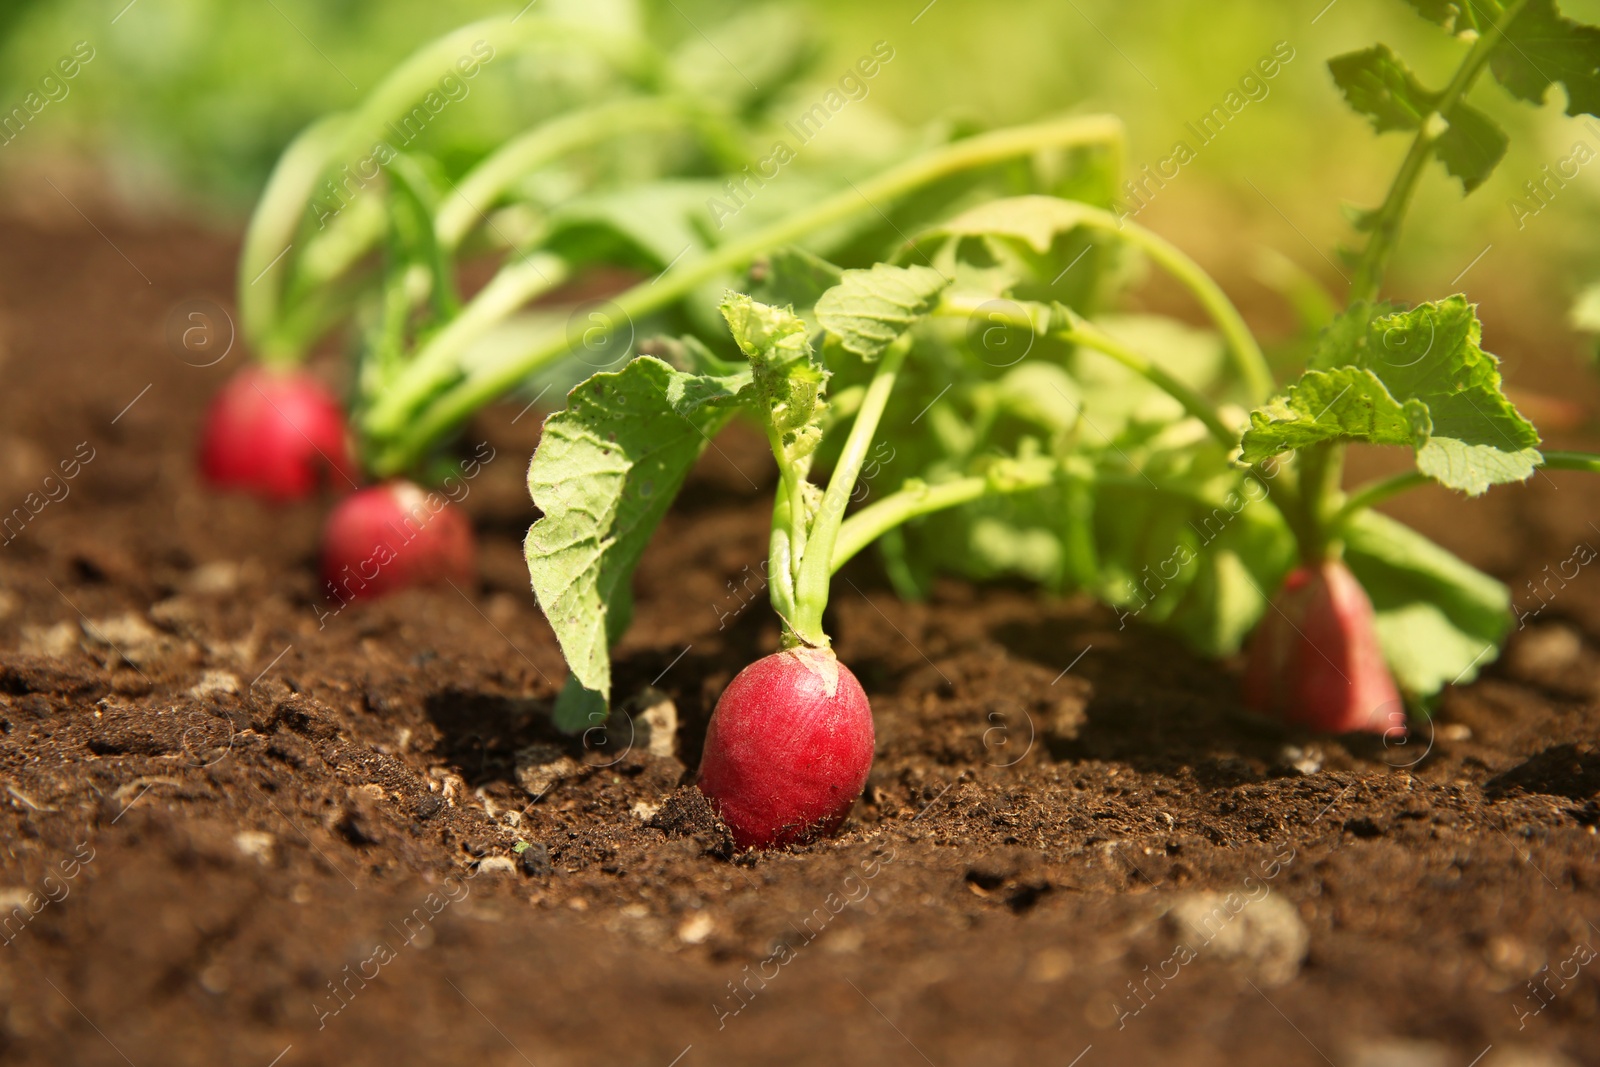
[1490,0,1600,119]
[814,263,949,362]
[1163,504,1298,657]
[1071,314,1229,441]
[993,362,1081,434]
[720,292,828,467]
[548,181,715,271]
[1245,297,1542,495]
[1328,44,1507,191]
[912,195,1120,308]
[639,333,744,377]
[525,356,750,727]
[665,5,820,114]
[922,195,1103,254]
[1343,509,1511,696]
[553,677,610,737]
[1239,366,1431,462]
[748,247,843,325]
[1330,45,1439,133]
[1431,100,1510,192]
[1361,297,1542,494]
[1306,300,1395,371]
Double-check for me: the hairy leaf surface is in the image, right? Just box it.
[525,356,749,727]
[1243,297,1541,494]
[814,263,949,361]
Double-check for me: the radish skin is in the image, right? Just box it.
[697,647,875,850]
[1245,560,1405,735]
[319,482,475,603]
[199,368,354,502]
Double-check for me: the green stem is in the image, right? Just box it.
[365,253,570,438]
[238,115,346,364]
[1331,449,1600,530]
[764,424,809,628]
[1542,450,1600,475]
[767,479,798,625]
[1329,469,1429,530]
[1348,0,1528,303]
[1059,320,1237,448]
[368,114,1127,474]
[831,465,1054,572]
[933,295,1238,450]
[788,336,912,643]
[437,96,745,249]
[1293,441,1344,563]
[1107,218,1273,402]
[237,16,660,363]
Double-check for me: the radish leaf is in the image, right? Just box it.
[1330,45,1440,132]
[722,292,828,466]
[1242,297,1542,495]
[922,195,1102,254]
[748,247,843,328]
[525,356,750,727]
[1240,366,1430,461]
[1432,103,1510,193]
[814,263,949,361]
[918,195,1114,300]
[1489,0,1600,119]
[1329,44,1508,191]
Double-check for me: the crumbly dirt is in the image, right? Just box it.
[2,213,1600,1067]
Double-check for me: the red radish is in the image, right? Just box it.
[199,367,355,501]
[1245,560,1404,736]
[319,481,475,604]
[697,647,875,850]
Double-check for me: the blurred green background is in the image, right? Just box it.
[2,0,1597,305]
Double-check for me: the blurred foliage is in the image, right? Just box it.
[1,0,1598,290]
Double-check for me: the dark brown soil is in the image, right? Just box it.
[2,212,1600,1067]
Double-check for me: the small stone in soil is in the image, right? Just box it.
[631,687,679,759]
[414,793,444,819]
[233,831,274,865]
[516,741,581,799]
[676,912,714,944]
[518,843,553,878]
[187,670,240,699]
[1276,745,1324,775]
[1166,890,1309,987]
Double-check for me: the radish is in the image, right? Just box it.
[1244,560,1403,735]
[199,367,354,502]
[319,481,475,604]
[697,647,875,850]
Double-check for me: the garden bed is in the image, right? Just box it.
[2,213,1598,1066]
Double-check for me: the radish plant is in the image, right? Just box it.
[1235,0,1600,723]
[220,5,1121,605]
[522,0,1600,847]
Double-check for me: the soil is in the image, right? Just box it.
[2,212,1600,1067]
